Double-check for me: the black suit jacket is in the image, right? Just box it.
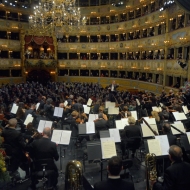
[26,137,59,162]
[109,84,119,92]
[94,119,109,130]
[2,127,26,156]
[166,133,177,146]
[44,104,54,120]
[124,125,141,138]
[94,178,135,190]
[153,161,190,190]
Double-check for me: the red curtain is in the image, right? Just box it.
[24,35,54,51]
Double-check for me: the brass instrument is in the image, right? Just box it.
[145,153,157,190]
[65,160,83,190]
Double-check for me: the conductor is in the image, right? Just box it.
[108,80,119,102]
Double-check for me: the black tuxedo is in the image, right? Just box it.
[44,104,54,120]
[153,161,190,190]
[24,108,35,119]
[94,119,109,129]
[94,178,135,190]
[26,137,59,163]
[71,103,84,113]
[124,124,141,138]
[108,84,119,102]
[26,137,59,187]
[166,133,177,146]
[2,127,26,171]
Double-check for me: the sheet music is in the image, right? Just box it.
[36,103,40,110]
[108,107,119,115]
[59,130,71,145]
[101,137,117,159]
[136,99,140,106]
[131,111,138,120]
[64,101,68,107]
[143,117,156,125]
[51,130,62,144]
[38,120,46,133]
[24,115,33,125]
[141,124,158,137]
[182,106,189,115]
[105,101,115,108]
[121,118,129,127]
[83,105,91,114]
[171,123,186,135]
[45,121,52,128]
[11,104,18,114]
[115,119,129,130]
[147,139,162,156]
[186,132,190,144]
[109,129,121,142]
[86,122,95,134]
[115,120,124,130]
[88,114,98,122]
[155,135,169,156]
[172,112,187,121]
[87,98,93,106]
[38,120,53,133]
[53,107,63,117]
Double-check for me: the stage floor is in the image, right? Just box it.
[10,139,147,190]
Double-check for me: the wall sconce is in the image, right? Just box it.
[81,64,87,68]
[101,65,106,68]
[144,67,150,70]
[157,68,162,71]
[50,71,56,74]
[118,66,123,69]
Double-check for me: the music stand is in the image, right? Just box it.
[86,141,104,181]
[99,130,110,138]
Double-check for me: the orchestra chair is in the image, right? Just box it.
[120,159,134,182]
[31,159,57,190]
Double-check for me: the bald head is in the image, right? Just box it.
[59,103,64,108]
[162,123,171,134]
[169,145,183,162]
[8,118,17,128]
[43,127,51,138]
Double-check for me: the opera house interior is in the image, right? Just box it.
[0,0,190,190]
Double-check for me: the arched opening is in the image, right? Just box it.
[27,70,51,84]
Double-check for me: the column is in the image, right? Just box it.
[174,48,178,59]
[154,25,158,36]
[184,13,188,27]
[152,73,156,83]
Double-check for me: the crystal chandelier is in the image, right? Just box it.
[29,0,86,34]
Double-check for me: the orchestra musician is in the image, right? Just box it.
[94,156,135,190]
[162,123,177,146]
[44,98,54,121]
[121,116,141,158]
[108,80,119,102]
[1,118,30,176]
[152,145,190,190]
[26,127,59,190]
